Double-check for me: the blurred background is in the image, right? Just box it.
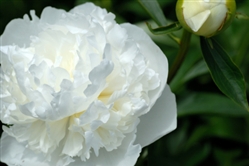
[0,0,249,165]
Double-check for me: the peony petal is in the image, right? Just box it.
[182,0,207,19]
[70,130,141,166]
[0,132,49,166]
[69,2,97,16]
[0,12,42,47]
[107,24,127,50]
[185,9,211,32]
[84,59,113,97]
[62,131,84,157]
[120,23,168,109]
[197,4,227,36]
[135,85,177,147]
[40,6,66,24]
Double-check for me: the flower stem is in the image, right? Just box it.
[169,33,181,45]
[168,29,192,83]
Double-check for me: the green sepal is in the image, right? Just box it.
[146,22,182,35]
[138,0,181,44]
[235,12,249,20]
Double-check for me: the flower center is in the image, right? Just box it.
[32,29,78,78]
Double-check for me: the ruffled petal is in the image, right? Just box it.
[69,130,141,166]
[40,6,66,24]
[0,132,49,166]
[120,23,168,109]
[69,2,98,15]
[0,11,42,47]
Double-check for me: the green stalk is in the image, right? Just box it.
[168,29,192,83]
[169,33,181,45]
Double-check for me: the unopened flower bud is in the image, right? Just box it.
[176,0,236,37]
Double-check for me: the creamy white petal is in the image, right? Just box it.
[0,12,42,47]
[0,132,50,166]
[107,24,127,50]
[40,6,66,24]
[84,59,113,97]
[120,23,168,110]
[70,130,141,166]
[197,4,227,36]
[185,10,211,32]
[179,0,230,37]
[135,85,177,147]
[70,2,98,16]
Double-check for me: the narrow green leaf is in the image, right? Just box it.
[146,22,182,35]
[138,0,167,26]
[178,93,249,117]
[200,37,249,111]
[183,60,209,82]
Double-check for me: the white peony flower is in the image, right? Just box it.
[176,0,236,37]
[0,3,176,166]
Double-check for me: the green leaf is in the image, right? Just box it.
[146,22,182,35]
[182,60,209,82]
[178,93,249,117]
[138,0,167,26]
[206,116,248,142]
[200,37,249,111]
[184,143,211,166]
[214,148,241,166]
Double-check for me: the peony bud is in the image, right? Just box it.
[176,0,236,37]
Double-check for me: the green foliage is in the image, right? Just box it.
[0,0,249,165]
[178,93,249,117]
[146,22,182,35]
[236,12,249,20]
[200,37,248,111]
[138,0,167,26]
[135,0,249,165]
